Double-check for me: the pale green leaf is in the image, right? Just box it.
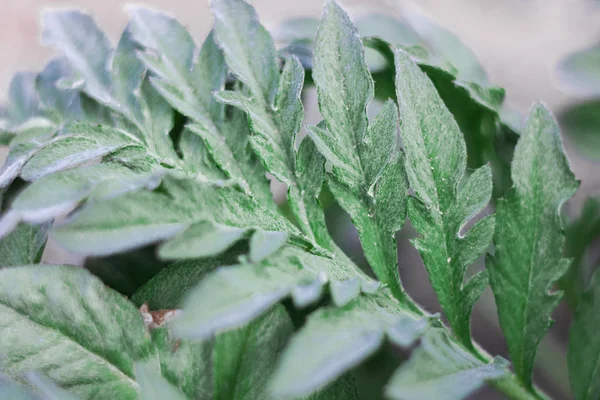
[0,222,49,266]
[395,48,494,349]
[211,0,279,107]
[127,8,273,205]
[211,0,336,251]
[52,176,298,256]
[132,253,244,310]
[173,245,373,340]
[556,44,600,97]
[159,221,247,260]
[488,103,578,390]
[386,329,508,400]
[0,265,154,400]
[134,363,187,400]
[270,295,427,398]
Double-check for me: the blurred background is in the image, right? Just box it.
[2,0,600,399]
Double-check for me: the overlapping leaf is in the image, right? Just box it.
[271,294,427,399]
[0,265,154,399]
[210,0,336,252]
[308,0,410,304]
[386,329,508,400]
[394,48,494,350]
[127,8,274,208]
[488,103,578,390]
[51,175,298,257]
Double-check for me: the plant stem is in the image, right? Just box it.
[489,374,549,400]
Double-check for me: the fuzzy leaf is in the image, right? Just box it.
[135,363,188,400]
[310,1,410,303]
[270,295,427,398]
[487,103,578,390]
[128,8,273,206]
[42,10,180,164]
[52,176,298,257]
[568,270,600,400]
[386,329,508,400]
[0,265,154,400]
[395,48,494,349]
[173,245,373,340]
[211,0,336,251]
[0,222,49,266]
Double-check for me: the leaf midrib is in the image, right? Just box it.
[0,301,141,391]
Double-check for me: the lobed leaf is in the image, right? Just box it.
[309,0,410,304]
[0,266,154,399]
[395,48,494,350]
[487,103,578,390]
[211,0,336,252]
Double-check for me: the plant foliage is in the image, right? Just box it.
[0,0,591,399]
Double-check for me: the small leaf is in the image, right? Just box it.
[568,270,600,400]
[270,295,427,398]
[488,103,578,390]
[385,329,508,400]
[211,0,279,107]
[159,221,247,260]
[132,251,245,310]
[249,230,289,263]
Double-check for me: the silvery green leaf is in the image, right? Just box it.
[386,329,508,400]
[0,265,154,399]
[270,295,427,398]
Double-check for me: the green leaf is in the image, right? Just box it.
[394,48,494,349]
[52,176,298,257]
[487,103,578,390]
[211,0,279,107]
[173,245,374,340]
[127,8,273,206]
[42,10,180,164]
[149,327,212,399]
[0,265,154,400]
[134,363,187,400]
[270,295,427,398]
[131,250,247,310]
[309,1,411,304]
[211,0,336,252]
[0,146,162,235]
[0,222,49,266]
[385,329,508,400]
[560,197,600,309]
[568,270,600,400]
[212,305,293,400]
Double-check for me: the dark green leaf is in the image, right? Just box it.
[488,103,578,390]
[568,270,600,400]
[395,48,494,349]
